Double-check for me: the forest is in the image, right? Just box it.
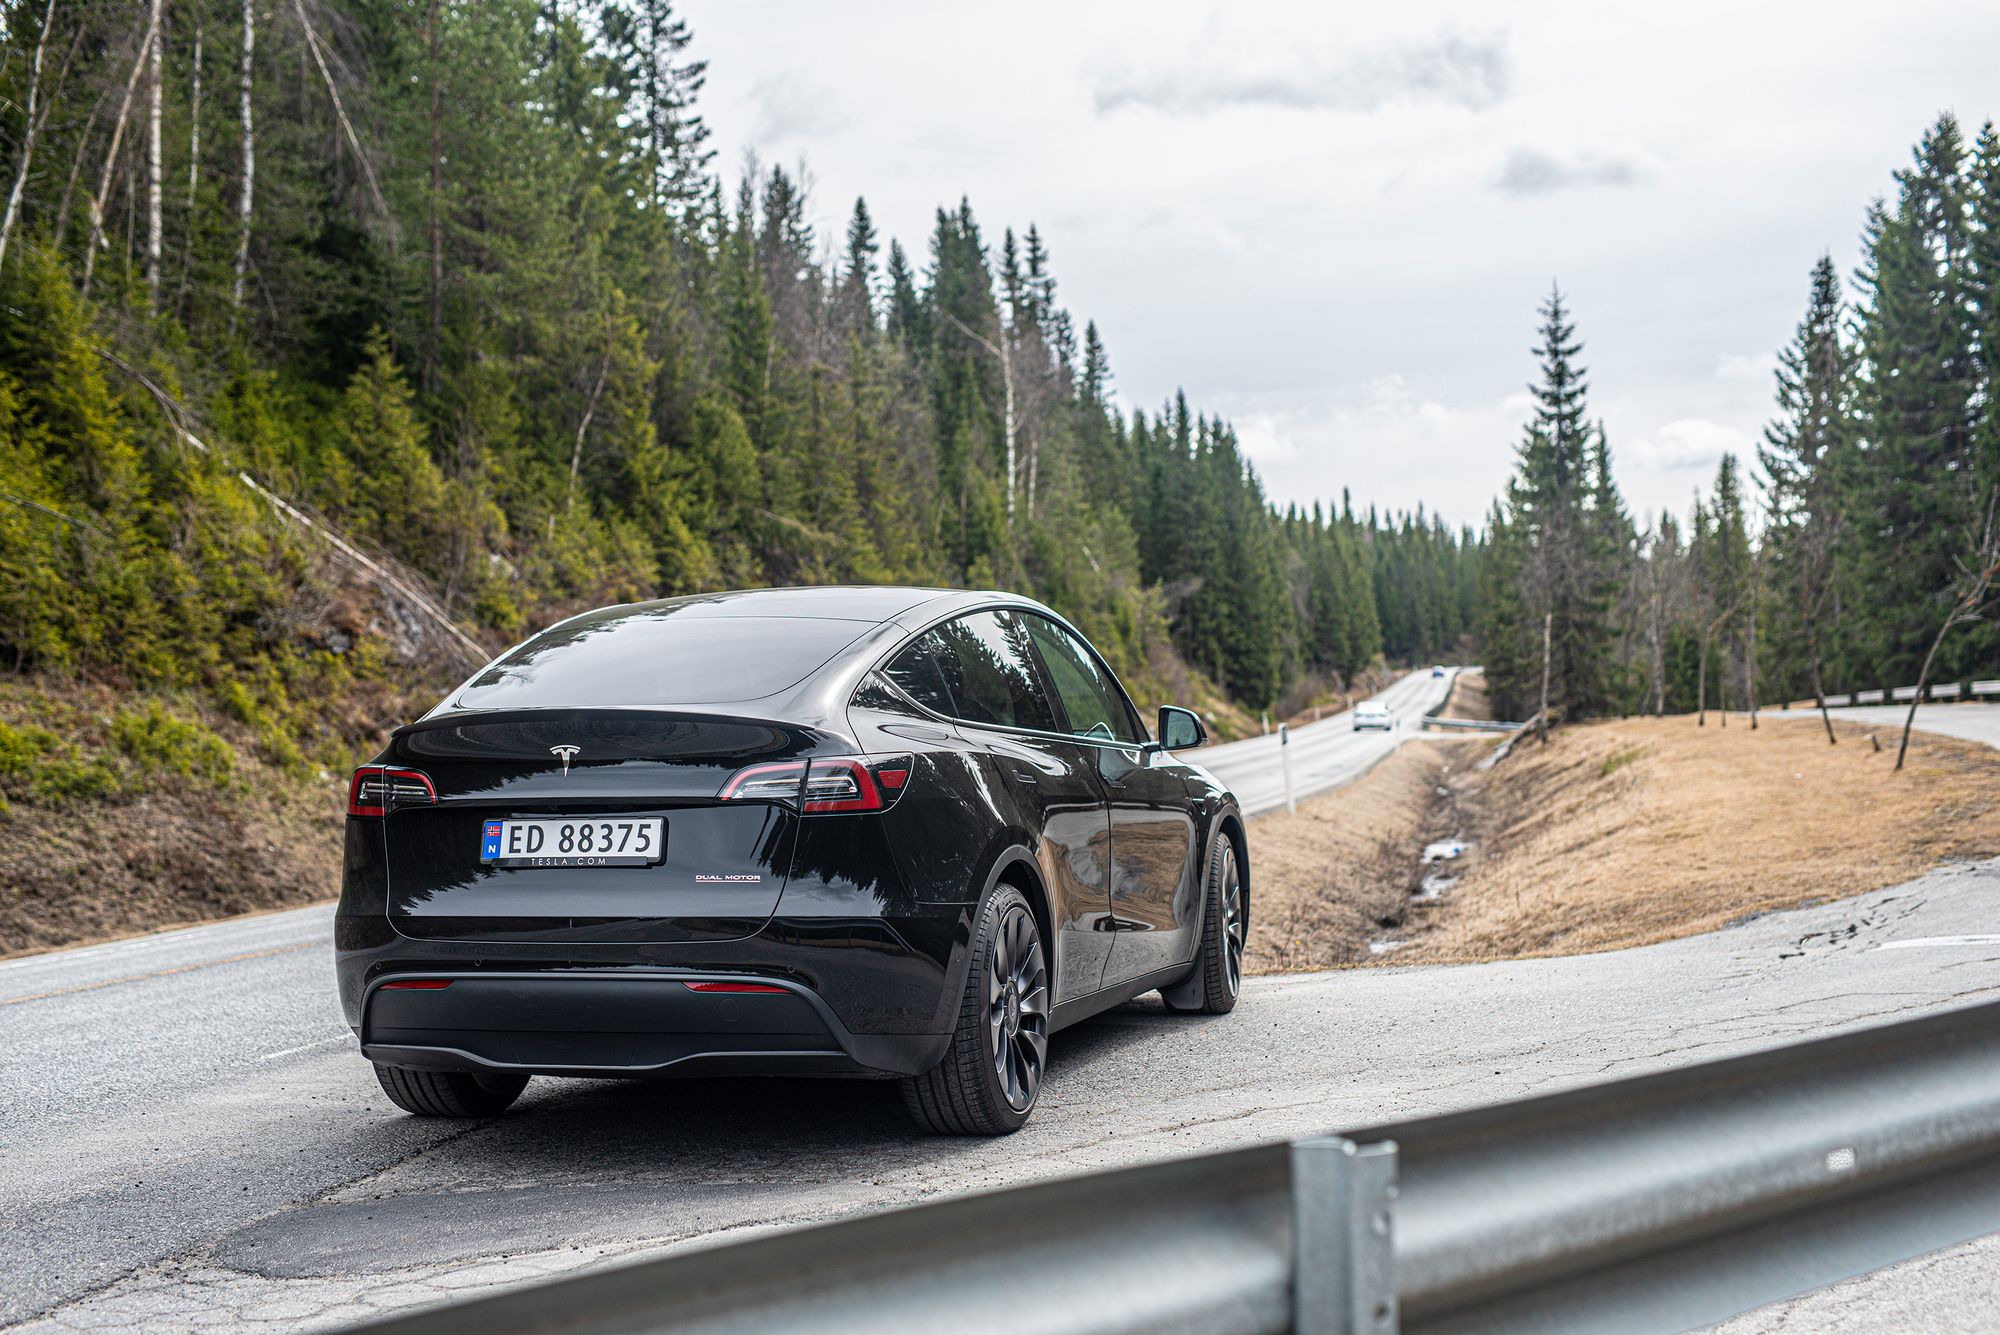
[0,0,1475,783]
[1479,112,2000,734]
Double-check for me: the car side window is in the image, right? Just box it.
[882,630,955,716]
[1021,614,1144,744]
[930,612,1058,732]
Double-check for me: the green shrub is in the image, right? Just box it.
[0,721,61,777]
[110,703,235,785]
[29,755,122,802]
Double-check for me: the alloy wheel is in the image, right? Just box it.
[1220,843,1244,997]
[987,904,1049,1111]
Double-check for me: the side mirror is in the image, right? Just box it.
[1156,705,1207,751]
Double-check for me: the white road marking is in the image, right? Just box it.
[256,1035,351,1062]
[1874,935,2000,951]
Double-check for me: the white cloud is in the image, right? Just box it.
[745,75,845,147]
[1095,31,1510,117]
[1235,413,1299,465]
[1494,148,1647,196]
[1627,419,1752,474]
[1715,351,1778,382]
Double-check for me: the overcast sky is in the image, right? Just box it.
[679,0,2000,531]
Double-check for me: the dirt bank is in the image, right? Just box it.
[0,682,349,958]
[1437,671,1490,722]
[1401,714,2000,962]
[1244,742,1457,973]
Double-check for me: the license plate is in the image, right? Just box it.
[479,817,664,868]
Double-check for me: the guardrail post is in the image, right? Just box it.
[1280,722,1296,813]
[1292,1136,1400,1335]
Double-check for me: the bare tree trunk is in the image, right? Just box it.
[145,0,164,310]
[999,330,1016,521]
[1645,551,1666,716]
[0,0,59,268]
[1696,630,1708,727]
[56,85,111,251]
[292,0,389,217]
[1718,647,1729,728]
[1898,621,1953,773]
[230,0,253,311]
[1898,487,2000,771]
[1026,426,1038,519]
[1537,608,1552,745]
[425,0,442,394]
[178,1,200,307]
[942,311,1017,522]
[1746,573,1759,729]
[82,11,161,299]
[1807,623,1836,745]
[565,348,613,515]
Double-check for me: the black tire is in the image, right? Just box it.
[901,885,1049,1136]
[1162,834,1244,1015]
[373,1063,530,1117]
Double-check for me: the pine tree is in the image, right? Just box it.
[1479,285,1620,722]
[1848,114,1985,682]
[1758,255,1854,732]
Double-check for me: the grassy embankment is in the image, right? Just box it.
[1248,683,2000,972]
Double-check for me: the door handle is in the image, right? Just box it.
[1010,768,1041,784]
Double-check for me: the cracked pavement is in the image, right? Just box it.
[6,705,2000,1332]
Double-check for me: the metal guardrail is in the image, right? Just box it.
[1416,669,1525,733]
[1802,676,1999,709]
[1420,716,1524,733]
[350,999,2000,1335]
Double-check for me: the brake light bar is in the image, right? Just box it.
[348,766,437,817]
[716,756,913,814]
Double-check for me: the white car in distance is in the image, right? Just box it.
[1353,701,1394,732]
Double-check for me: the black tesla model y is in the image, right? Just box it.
[335,587,1247,1134]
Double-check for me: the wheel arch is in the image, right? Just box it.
[985,846,1054,976]
[1212,806,1249,935]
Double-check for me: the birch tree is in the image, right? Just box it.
[144,0,163,309]
[229,0,251,309]
[0,0,59,267]
[81,7,160,298]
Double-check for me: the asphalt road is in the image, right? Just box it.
[1196,667,1457,815]
[4,695,1998,1333]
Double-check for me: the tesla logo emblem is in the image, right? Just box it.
[549,744,581,775]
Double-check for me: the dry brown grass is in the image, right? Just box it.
[1245,742,1454,973]
[1402,713,2000,962]
[1439,671,1491,722]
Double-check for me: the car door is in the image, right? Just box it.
[926,611,1116,1004]
[1020,614,1198,986]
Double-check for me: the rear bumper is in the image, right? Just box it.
[358,970,936,1078]
[337,907,971,1079]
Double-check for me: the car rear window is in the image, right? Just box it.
[453,609,869,709]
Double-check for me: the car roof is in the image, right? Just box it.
[428,586,1071,727]
[579,585,955,624]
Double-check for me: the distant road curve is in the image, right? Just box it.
[1198,667,1458,817]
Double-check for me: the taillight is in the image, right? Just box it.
[684,980,788,994]
[716,756,912,814]
[347,766,437,817]
[379,979,452,990]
